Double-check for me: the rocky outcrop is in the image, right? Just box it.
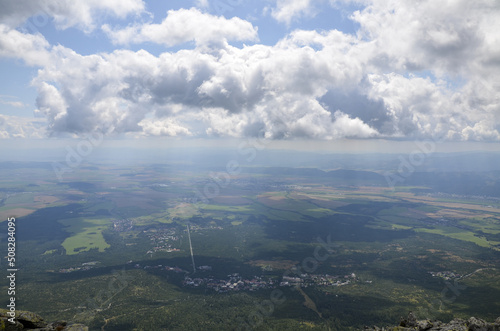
[364,312,500,331]
[0,309,88,331]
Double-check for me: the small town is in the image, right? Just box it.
[429,271,462,280]
[128,261,358,293]
[183,273,275,292]
[183,272,358,293]
[59,261,100,273]
[144,227,181,253]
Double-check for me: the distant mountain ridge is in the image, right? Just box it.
[241,166,385,181]
[240,166,500,197]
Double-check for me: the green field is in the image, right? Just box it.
[59,218,112,255]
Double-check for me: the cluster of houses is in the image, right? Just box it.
[132,263,188,273]
[429,271,462,280]
[183,273,275,292]
[144,228,180,253]
[125,260,359,293]
[279,273,356,287]
[183,272,358,292]
[59,261,100,273]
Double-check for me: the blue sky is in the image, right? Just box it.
[0,0,499,145]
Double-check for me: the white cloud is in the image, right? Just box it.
[199,108,249,137]
[0,114,47,139]
[34,82,68,126]
[332,111,378,138]
[364,72,500,141]
[0,0,146,66]
[102,8,259,48]
[2,0,500,141]
[271,0,316,25]
[0,96,27,108]
[28,19,500,141]
[459,120,500,141]
[366,73,456,138]
[0,0,145,32]
[139,117,192,137]
[351,0,500,77]
[345,0,500,140]
[0,24,52,66]
[4,101,26,108]
[27,38,380,139]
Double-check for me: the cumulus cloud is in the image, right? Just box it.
[0,0,145,32]
[29,27,380,139]
[347,0,500,140]
[0,24,51,66]
[2,0,500,141]
[139,117,192,137]
[351,0,499,77]
[102,8,259,47]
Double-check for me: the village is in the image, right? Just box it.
[183,271,358,293]
[144,227,181,253]
[429,271,462,280]
[58,261,100,273]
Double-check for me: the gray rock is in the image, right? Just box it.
[468,317,493,331]
[0,309,88,331]
[363,313,500,331]
[16,311,47,329]
[416,319,433,330]
[400,311,418,328]
[1,317,24,330]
